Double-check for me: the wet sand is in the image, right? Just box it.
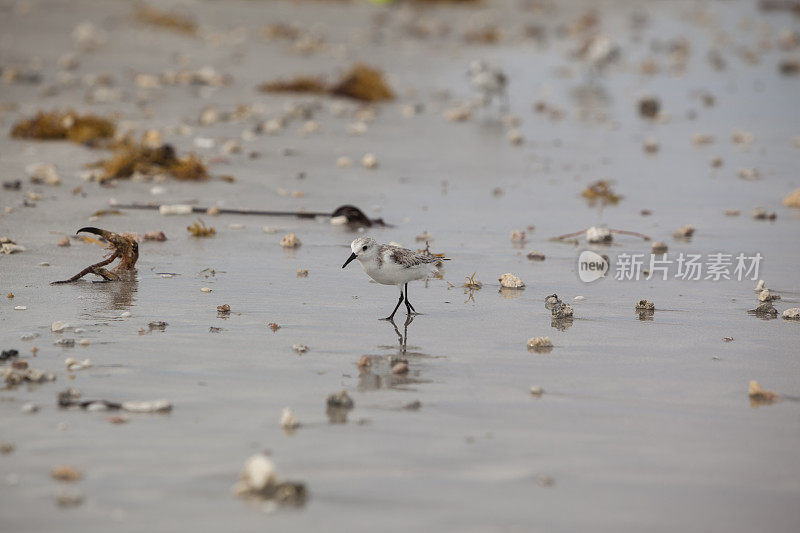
[1,0,800,531]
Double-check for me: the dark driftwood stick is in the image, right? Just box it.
[551,228,651,241]
[111,203,392,227]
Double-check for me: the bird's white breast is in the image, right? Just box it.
[359,250,429,286]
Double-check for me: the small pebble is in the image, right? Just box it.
[392,362,409,374]
[530,386,544,397]
[51,465,82,482]
[201,287,212,293]
[361,153,378,169]
[20,402,39,414]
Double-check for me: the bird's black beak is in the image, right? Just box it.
[342,252,357,269]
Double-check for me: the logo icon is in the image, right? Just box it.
[578,250,609,283]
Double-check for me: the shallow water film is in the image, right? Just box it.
[1,1,799,532]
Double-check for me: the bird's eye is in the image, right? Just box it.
[362,245,368,251]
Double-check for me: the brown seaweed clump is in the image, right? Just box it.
[260,65,394,103]
[135,5,197,35]
[90,141,208,182]
[581,180,621,205]
[258,77,328,95]
[11,110,115,147]
[187,219,215,237]
[330,65,394,102]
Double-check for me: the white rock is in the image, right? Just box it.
[236,453,279,493]
[65,358,91,371]
[498,273,525,288]
[120,311,131,318]
[122,400,172,413]
[527,337,553,349]
[26,163,60,185]
[51,321,69,332]
[573,296,586,301]
[586,226,612,243]
[280,407,300,430]
[783,308,800,320]
[361,153,378,169]
[20,402,39,414]
[14,306,27,311]
[159,204,193,216]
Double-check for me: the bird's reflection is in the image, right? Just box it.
[357,316,431,392]
[77,275,138,321]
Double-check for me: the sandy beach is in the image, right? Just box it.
[1,1,799,531]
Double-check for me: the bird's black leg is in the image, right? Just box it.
[381,289,404,321]
[404,283,418,314]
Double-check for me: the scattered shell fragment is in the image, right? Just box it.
[738,168,761,180]
[21,402,39,414]
[200,287,212,293]
[506,129,524,145]
[361,153,378,169]
[530,386,544,397]
[651,241,668,254]
[56,488,84,507]
[233,453,307,505]
[357,355,371,368]
[782,188,800,208]
[748,381,778,404]
[280,233,301,248]
[292,344,309,354]
[51,465,82,482]
[51,321,69,332]
[267,323,280,332]
[217,304,231,314]
[673,225,695,240]
[527,337,553,352]
[758,289,779,302]
[527,251,545,261]
[65,358,91,371]
[748,302,778,317]
[782,308,800,320]
[551,303,574,319]
[635,300,655,311]
[280,407,300,430]
[234,453,278,495]
[586,226,612,243]
[751,208,776,220]
[444,106,472,122]
[643,138,659,153]
[27,163,60,186]
[121,400,172,413]
[498,273,524,289]
[326,390,354,409]
[160,204,193,216]
[692,133,715,146]
[392,362,409,374]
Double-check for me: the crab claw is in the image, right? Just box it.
[76,227,105,236]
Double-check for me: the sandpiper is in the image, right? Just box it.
[342,237,449,321]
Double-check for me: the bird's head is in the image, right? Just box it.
[342,237,378,268]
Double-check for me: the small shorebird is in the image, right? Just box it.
[468,60,509,111]
[342,237,449,321]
